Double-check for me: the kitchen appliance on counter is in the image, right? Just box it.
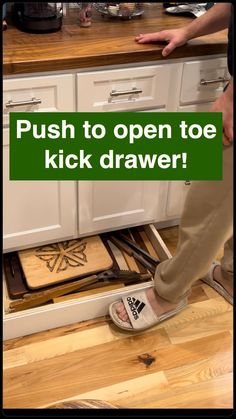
[13,3,63,33]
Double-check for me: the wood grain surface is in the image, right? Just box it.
[3,227,232,409]
[18,237,113,289]
[3,4,227,75]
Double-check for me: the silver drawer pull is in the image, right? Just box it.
[5,97,42,108]
[200,77,230,86]
[185,181,191,186]
[110,88,143,97]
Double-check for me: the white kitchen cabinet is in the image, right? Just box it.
[76,64,180,234]
[180,57,229,105]
[165,103,212,222]
[163,57,230,222]
[161,180,191,221]
[78,181,166,235]
[3,73,77,252]
[3,127,77,252]
[76,64,172,112]
[3,73,75,126]
[3,56,228,249]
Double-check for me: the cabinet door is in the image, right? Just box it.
[162,181,191,220]
[3,128,77,252]
[78,181,166,235]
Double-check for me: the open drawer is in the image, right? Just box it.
[3,225,172,340]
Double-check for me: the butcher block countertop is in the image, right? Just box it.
[3,4,228,76]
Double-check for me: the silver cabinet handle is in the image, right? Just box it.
[185,181,191,186]
[110,88,143,97]
[200,77,230,86]
[5,97,42,108]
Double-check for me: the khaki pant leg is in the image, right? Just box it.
[154,145,233,303]
[220,236,234,282]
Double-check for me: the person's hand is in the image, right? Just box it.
[209,82,233,146]
[135,28,189,57]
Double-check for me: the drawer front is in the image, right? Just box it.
[3,74,75,126]
[77,65,171,112]
[180,58,229,105]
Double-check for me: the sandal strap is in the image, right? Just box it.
[122,290,159,330]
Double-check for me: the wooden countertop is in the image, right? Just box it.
[3,4,228,76]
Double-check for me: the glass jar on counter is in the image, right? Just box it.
[77,3,93,27]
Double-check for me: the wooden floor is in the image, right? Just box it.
[3,227,233,409]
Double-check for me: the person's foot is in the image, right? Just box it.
[212,265,233,298]
[114,265,233,324]
[115,288,182,325]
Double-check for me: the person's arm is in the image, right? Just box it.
[210,78,233,146]
[135,3,232,57]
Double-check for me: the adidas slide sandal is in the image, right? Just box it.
[201,261,233,305]
[109,288,188,332]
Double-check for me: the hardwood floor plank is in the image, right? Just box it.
[160,297,231,332]
[44,349,233,409]
[3,331,231,408]
[165,349,233,387]
[143,373,233,408]
[166,311,233,344]
[201,282,225,299]
[3,316,111,351]
[188,283,208,304]
[3,324,169,370]
[41,371,168,408]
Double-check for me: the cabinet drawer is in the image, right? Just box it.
[180,58,230,105]
[3,74,75,126]
[77,65,171,112]
[3,225,171,340]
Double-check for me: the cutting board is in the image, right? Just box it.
[18,236,113,289]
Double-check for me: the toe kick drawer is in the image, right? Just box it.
[3,224,172,340]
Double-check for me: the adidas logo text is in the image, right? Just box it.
[127,297,146,320]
